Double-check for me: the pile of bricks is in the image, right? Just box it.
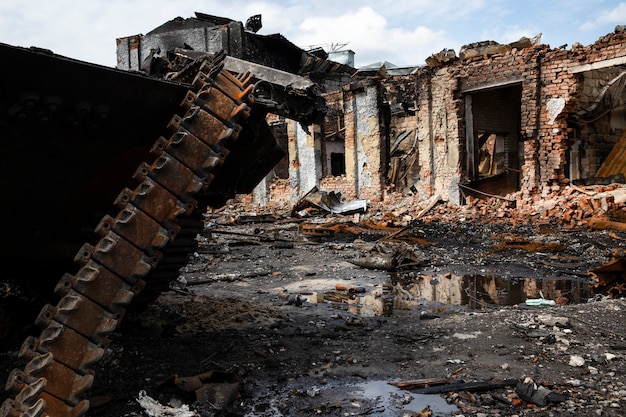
[231,181,626,231]
[436,184,626,227]
[369,184,626,229]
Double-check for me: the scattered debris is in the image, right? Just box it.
[525,298,557,307]
[491,235,566,253]
[568,355,586,367]
[515,377,567,406]
[415,406,433,417]
[348,242,428,271]
[136,390,198,417]
[589,258,626,298]
[298,219,400,240]
[291,186,367,217]
[589,217,626,232]
[334,283,366,294]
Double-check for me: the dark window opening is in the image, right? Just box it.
[465,84,522,197]
[330,152,346,176]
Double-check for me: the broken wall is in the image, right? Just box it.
[454,48,530,200]
[525,30,626,198]
[376,27,626,207]
[280,80,387,204]
[569,34,626,181]
[116,14,626,211]
[262,27,626,210]
[396,68,464,203]
[318,90,356,199]
[287,121,322,202]
[383,75,421,194]
[342,80,386,202]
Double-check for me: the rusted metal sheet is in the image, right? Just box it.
[589,258,626,297]
[292,186,367,217]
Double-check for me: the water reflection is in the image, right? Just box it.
[356,380,459,416]
[388,272,595,309]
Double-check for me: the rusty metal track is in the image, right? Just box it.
[1,52,258,417]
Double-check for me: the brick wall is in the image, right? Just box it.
[269,178,291,205]
[527,29,626,198]
[320,176,356,200]
[377,28,626,206]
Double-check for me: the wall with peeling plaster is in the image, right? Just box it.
[287,122,322,202]
[352,83,384,201]
[396,68,464,202]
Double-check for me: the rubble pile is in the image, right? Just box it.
[370,184,626,228]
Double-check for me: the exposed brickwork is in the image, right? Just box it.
[260,29,626,212]
[269,178,291,205]
[374,29,626,208]
[320,176,356,200]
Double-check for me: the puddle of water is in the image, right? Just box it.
[350,273,595,316]
[398,273,595,308]
[356,380,459,416]
[458,274,594,308]
[387,273,595,308]
[245,380,459,417]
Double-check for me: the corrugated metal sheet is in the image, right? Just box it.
[596,129,626,178]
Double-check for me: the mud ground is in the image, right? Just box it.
[2,203,626,417]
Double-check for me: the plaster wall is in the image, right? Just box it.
[287,121,321,202]
[356,86,381,200]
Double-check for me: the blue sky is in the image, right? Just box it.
[1,0,624,69]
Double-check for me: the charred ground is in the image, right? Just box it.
[1,199,626,417]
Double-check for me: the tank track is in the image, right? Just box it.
[1,51,260,417]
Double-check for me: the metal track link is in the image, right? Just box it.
[1,52,255,417]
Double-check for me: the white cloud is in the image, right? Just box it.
[283,7,452,67]
[581,2,626,32]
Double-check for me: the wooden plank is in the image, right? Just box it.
[389,378,449,390]
[597,129,626,178]
[414,379,519,394]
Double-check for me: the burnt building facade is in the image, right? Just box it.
[117,14,626,211]
[288,27,626,212]
[379,28,626,208]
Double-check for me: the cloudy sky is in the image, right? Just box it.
[1,0,624,69]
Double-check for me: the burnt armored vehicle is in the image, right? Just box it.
[0,26,327,416]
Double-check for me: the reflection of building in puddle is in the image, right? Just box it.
[388,273,594,310]
[344,274,595,317]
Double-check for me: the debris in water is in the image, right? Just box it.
[136,390,197,417]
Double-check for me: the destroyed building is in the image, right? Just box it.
[380,29,626,208]
[117,13,626,213]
